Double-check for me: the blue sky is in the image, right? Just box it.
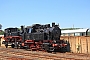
[0,0,90,29]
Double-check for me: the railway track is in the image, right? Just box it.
[0,47,90,60]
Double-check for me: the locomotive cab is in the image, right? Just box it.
[4,28,20,37]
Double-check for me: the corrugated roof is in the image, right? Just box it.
[61,28,89,33]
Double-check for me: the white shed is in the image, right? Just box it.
[61,28,89,36]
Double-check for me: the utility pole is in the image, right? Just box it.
[72,24,74,30]
[73,24,74,28]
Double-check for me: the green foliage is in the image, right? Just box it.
[0,31,4,35]
[87,32,90,36]
[18,28,21,30]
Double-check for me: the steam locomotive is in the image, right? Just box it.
[3,23,67,52]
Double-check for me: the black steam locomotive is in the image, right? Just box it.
[3,23,67,52]
[4,28,22,48]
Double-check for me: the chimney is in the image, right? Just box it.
[52,22,55,27]
[21,26,24,32]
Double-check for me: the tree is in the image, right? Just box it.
[0,24,2,29]
[0,31,4,35]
